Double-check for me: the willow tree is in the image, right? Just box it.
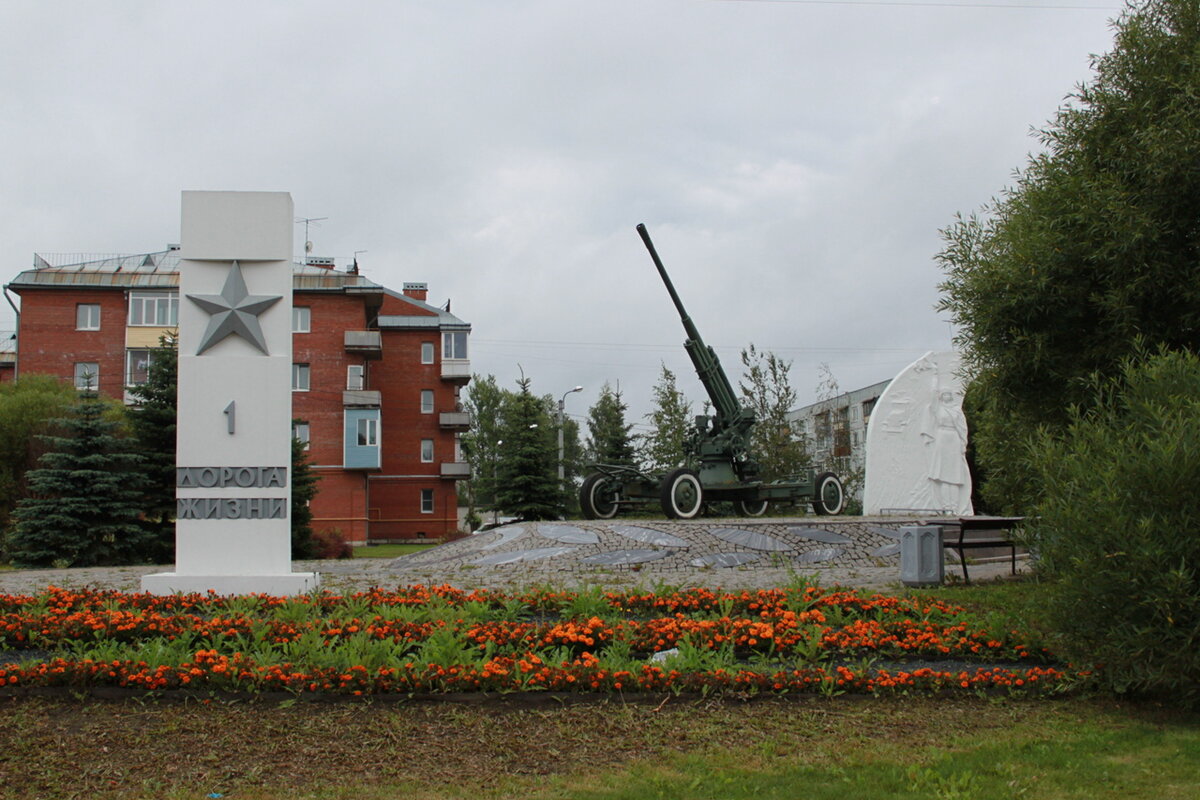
[937,0,1200,510]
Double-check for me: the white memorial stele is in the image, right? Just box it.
[141,191,319,595]
[862,350,973,517]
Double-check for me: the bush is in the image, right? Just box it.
[1029,350,1200,704]
[310,528,353,560]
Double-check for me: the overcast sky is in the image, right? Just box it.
[1,0,1121,431]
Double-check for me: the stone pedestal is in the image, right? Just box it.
[899,525,944,587]
[142,191,318,596]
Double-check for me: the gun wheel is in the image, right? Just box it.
[737,498,769,517]
[661,469,703,519]
[812,472,845,516]
[580,473,620,520]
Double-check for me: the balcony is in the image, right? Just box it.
[439,410,472,430]
[440,461,471,480]
[343,390,382,408]
[344,331,382,359]
[440,359,470,384]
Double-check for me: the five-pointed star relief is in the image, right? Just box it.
[186,261,282,355]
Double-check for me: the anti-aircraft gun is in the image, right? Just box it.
[579,224,846,519]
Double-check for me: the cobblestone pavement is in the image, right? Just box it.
[0,517,1030,595]
[0,558,1029,596]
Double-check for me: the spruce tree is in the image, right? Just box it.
[291,433,319,559]
[126,333,178,562]
[8,390,151,567]
[584,383,637,468]
[495,378,562,520]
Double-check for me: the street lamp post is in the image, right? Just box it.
[492,439,503,526]
[558,386,583,484]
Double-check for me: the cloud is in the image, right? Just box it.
[0,0,1119,422]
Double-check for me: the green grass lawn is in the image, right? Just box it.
[350,542,438,559]
[2,694,1196,800]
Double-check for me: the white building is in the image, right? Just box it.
[788,379,891,500]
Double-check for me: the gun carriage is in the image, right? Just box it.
[579,224,845,520]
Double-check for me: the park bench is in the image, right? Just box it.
[923,516,1024,584]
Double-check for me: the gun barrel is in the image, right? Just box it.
[637,223,702,343]
[637,223,747,431]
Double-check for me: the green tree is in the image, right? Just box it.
[936,0,1200,510]
[495,378,562,520]
[584,383,636,468]
[1029,349,1200,704]
[126,333,178,562]
[738,344,808,482]
[0,375,76,544]
[558,413,584,514]
[291,433,319,559]
[535,391,586,513]
[462,374,513,517]
[639,364,692,474]
[8,390,151,567]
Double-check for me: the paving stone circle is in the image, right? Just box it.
[787,527,851,545]
[387,517,946,579]
[536,524,599,545]
[710,527,792,552]
[795,547,843,564]
[470,546,577,566]
[690,552,763,568]
[581,549,672,566]
[611,525,690,548]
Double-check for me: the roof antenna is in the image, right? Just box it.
[294,216,327,260]
[351,250,367,275]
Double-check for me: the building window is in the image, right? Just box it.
[421,439,434,463]
[126,349,156,386]
[421,389,434,414]
[420,489,434,514]
[293,421,311,450]
[357,418,378,446]
[128,293,178,326]
[815,410,832,451]
[420,342,434,364]
[76,304,101,331]
[862,397,878,427]
[443,331,468,359]
[292,306,311,333]
[834,406,852,458]
[73,362,99,391]
[292,363,310,392]
[347,364,364,391]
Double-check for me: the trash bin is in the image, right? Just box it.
[900,525,944,587]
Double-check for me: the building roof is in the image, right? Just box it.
[790,379,893,417]
[6,249,386,294]
[377,288,470,331]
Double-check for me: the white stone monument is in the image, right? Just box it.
[141,191,319,595]
[862,351,973,517]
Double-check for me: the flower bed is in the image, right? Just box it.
[0,584,1080,698]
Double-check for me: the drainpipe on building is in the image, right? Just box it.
[3,285,18,381]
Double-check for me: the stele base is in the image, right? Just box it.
[141,572,320,596]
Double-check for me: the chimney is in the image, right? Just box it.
[403,282,428,301]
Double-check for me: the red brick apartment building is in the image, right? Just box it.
[3,248,472,544]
